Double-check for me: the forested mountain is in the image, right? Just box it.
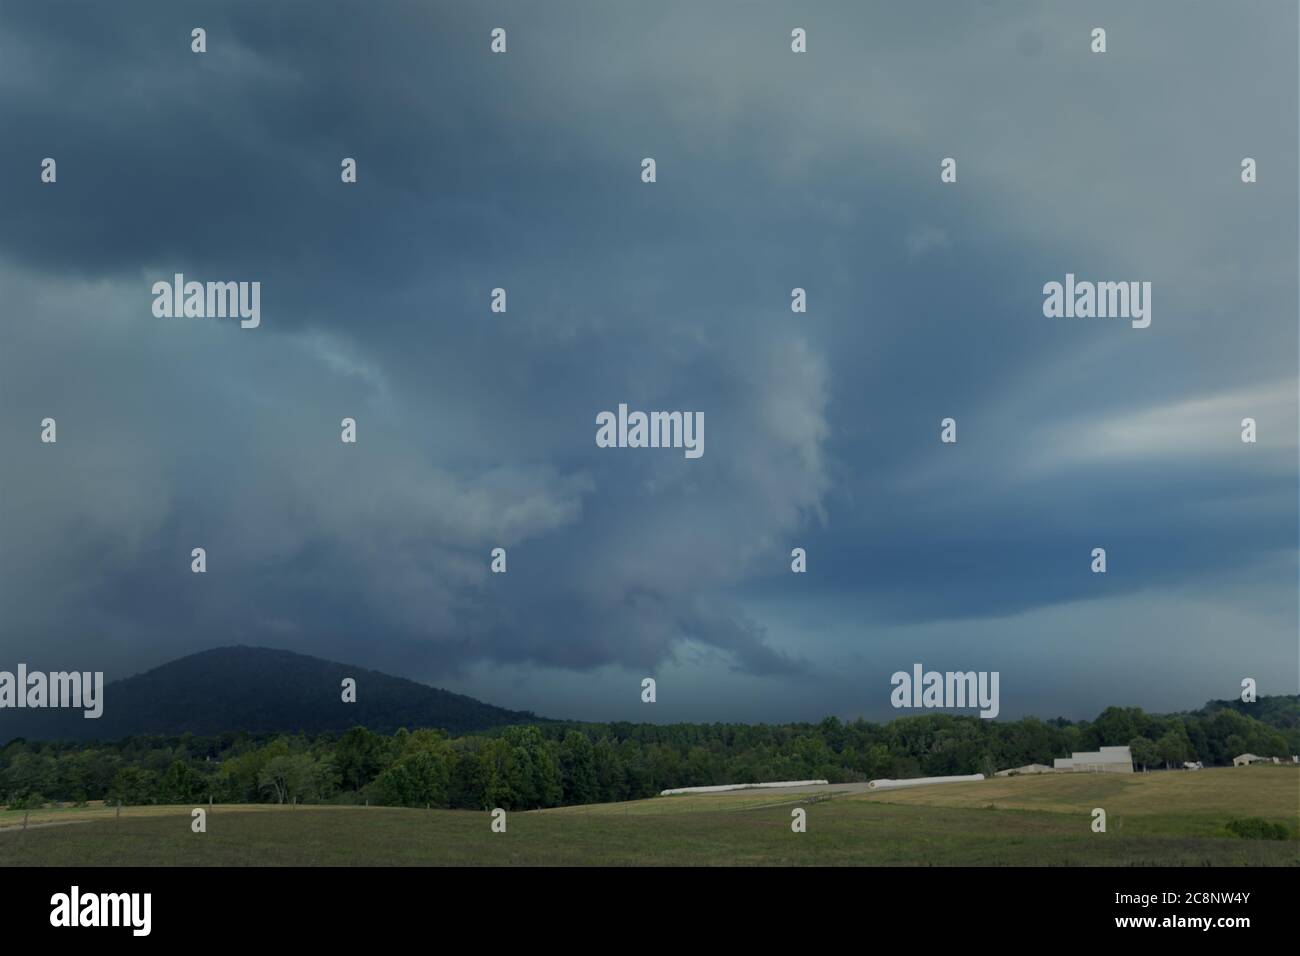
[0,646,544,743]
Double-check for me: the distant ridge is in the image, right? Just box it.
[0,646,547,743]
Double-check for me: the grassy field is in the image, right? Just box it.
[0,766,1295,866]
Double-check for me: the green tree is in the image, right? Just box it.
[335,726,386,793]
[559,731,598,805]
[592,737,625,802]
[1091,707,1142,748]
[375,750,450,807]
[1156,731,1188,770]
[159,759,204,803]
[478,737,517,809]
[108,766,160,805]
[1128,736,1157,771]
[257,753,320,804]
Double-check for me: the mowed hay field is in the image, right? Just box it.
[848,765,1300,839]
[0,766,1295,866]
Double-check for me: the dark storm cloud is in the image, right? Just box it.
[0,0,1294,720]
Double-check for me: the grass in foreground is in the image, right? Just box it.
[1,767,1294,866]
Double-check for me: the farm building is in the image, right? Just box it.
[1232,753,1267,766]
[1053,745,1133,773]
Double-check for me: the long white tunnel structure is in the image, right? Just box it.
[866,774,985,791]
[659,780,830,796]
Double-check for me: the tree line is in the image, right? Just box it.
[2,698,1295,811]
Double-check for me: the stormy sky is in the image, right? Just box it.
[0,0,1296,724]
